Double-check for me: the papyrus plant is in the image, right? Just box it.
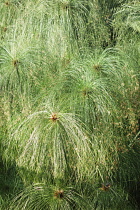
[4,101,91,180]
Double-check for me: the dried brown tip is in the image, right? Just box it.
[54,189,64,199]
[50,113,59,122]
[100,183,111,191]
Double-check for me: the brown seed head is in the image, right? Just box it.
[3,27,7,32]
[100,183,111,191]
[54,189,64,199]
[50,113,59,122]
[12,60,19,67]
[5,1,10,6]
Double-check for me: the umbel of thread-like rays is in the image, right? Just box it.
[9,183,90,210]
[63,56,117,126]
[4,109,91,179]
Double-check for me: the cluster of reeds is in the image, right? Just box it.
[0,0,140,209]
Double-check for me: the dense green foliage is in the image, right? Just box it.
[0,0,140,209]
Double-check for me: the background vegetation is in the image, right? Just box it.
[0,0,140,209]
